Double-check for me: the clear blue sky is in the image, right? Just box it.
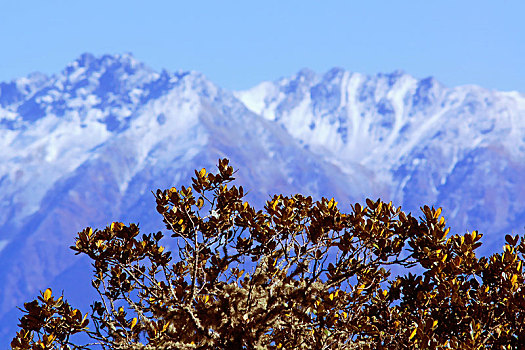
[1,1,523,92]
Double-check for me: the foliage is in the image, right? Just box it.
[11,159,525,349]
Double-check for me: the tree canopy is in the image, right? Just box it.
[11,159,525,349]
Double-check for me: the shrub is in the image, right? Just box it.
[11,159,525,349]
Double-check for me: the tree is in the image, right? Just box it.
[11,159,525,349]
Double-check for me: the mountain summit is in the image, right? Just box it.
[236,67,525,237]
[0,53,524,344]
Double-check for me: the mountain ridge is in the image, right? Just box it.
[0,53,524,344]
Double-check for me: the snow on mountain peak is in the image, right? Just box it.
[235,68,525,172]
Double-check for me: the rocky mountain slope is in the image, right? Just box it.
[236,67,525,245]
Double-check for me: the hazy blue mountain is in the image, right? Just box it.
[1,53,524,344]
[235,67,525,248]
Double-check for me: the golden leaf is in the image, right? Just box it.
[196,198,204,209]
[43,288,52,302]
[409,327,417,340]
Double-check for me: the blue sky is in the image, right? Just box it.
[1,1,523,91]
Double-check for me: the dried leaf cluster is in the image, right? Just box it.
[11,159,525,349]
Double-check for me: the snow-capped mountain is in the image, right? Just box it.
[235,67,525,242]
[0,53,524,344]
[0,54,380,342]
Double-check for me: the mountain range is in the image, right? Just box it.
[0,53,524,344]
